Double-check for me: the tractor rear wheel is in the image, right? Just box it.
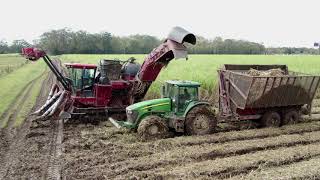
[137,115,169,141]
[185,105,216,135]
[282,109,300,125]
[261,111,281,127]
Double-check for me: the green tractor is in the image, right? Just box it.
[109,80,217,140]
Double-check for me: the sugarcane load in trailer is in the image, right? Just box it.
[21,27,196,122]
[110,64,320,140]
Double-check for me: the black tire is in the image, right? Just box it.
[261,111,281,127]
[185,105,217,135]
[137,115,169,141]
[282,109,300,125]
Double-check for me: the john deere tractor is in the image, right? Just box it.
[109,80,217,140]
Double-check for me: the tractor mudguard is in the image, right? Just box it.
[183,101,211,117]
[167,26,196,45]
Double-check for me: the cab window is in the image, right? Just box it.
[177,87,198,112]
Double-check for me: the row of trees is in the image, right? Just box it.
[187,36,266,54]
[0,39,31,54]
[0,28,318,55]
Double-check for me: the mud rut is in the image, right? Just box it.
[61,100,320,179]
[3,64,320,179]
[0,60,64,179]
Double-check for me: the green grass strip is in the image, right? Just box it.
[0,61,46,117]
[13,74,47,127]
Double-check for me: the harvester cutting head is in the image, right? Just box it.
[22,47,74,120]
[21,47,46,61]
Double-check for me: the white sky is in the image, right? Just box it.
[0,0,319,47]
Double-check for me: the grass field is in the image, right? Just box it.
[60,54,320,98]
[0,55,46,127]
[0,54,27,77]
[1,54,320,179]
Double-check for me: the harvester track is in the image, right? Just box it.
[43,118,64,180]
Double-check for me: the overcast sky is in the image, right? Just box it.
[0,0,319,47]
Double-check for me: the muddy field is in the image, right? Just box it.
[2,71,320,179]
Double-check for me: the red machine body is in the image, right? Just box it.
[21,26,197,121]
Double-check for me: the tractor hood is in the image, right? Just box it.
[126,98,171,111]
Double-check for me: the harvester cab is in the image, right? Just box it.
[64,63,97,97]
[110,80,217,140]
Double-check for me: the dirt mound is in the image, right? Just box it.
[247,68,286,76]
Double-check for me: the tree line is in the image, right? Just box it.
[0,28,318,55]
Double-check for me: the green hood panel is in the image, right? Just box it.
[126,98,171,111]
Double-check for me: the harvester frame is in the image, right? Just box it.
[22,27,197,122]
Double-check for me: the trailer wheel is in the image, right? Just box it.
[282,110,300,125]
[137,115,169,141]
[261,111,281,127]
[185,105,216,135]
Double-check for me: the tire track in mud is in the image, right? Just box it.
[229,156,320,180]
[61,90,320,178]
[102,130,320,178]
[43,118,64,180]
[62,121,320,179]
[0,59,64,179]
[0,71,47,179]
[66,119,320,167]
[42,59,65,180]
[146,143,320,180]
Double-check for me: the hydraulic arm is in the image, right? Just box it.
[21,48,71,91]
[132,27,196,102]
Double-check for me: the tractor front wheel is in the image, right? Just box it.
[137,116,169,141]
[185,105,216,135]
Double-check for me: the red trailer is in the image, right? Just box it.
[218,64,320,127]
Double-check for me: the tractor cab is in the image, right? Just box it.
[162,80,200,114]
[65,63,97,97]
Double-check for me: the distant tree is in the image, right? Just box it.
[0,40,9,54]
[9,39,32,53]
[38,28,72,54]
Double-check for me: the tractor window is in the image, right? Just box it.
[177,87,198,112]
[179,87,198,101]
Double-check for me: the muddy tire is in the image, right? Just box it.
[282,109,300,125]
[301,104,310,115]
[137,116,169,141]
[261,111,281,127]
[185,105,216,135]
